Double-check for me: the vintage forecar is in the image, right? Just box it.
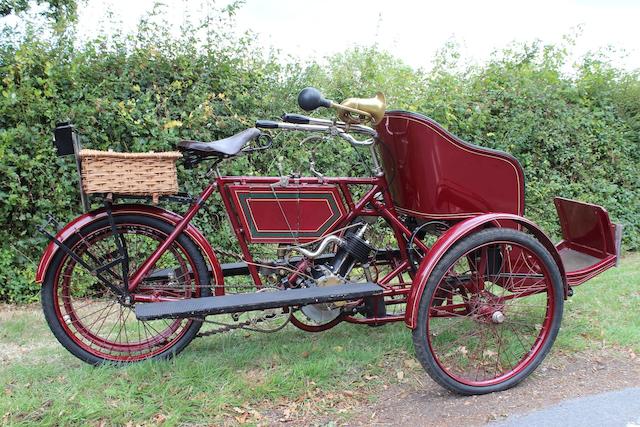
[37,88,622,395]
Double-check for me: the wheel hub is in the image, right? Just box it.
[492,310,505,324]
[469,291,505,323]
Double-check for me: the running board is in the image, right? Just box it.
[135,283,383,321]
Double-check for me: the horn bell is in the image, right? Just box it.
[337,92,386,125]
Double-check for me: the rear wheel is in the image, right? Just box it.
[412,228,564,395]
[41,214,211,364]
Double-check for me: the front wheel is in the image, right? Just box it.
[41,214,212,364]
[412,228,564,395]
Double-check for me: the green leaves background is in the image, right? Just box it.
[1,4,638,302]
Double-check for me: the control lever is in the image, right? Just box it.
[281,113,311,124]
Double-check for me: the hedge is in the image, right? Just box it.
[1,8,638,303]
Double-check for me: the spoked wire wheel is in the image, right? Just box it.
[41,214,211,364]
[412,228,564,395]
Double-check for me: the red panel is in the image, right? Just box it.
[227,184,347,243]
[553,197,618,285]
[376,111,525,219]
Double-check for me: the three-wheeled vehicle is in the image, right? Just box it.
[36,87,622,394]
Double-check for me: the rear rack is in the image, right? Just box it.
[53,123,197,211]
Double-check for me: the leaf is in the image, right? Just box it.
[403,358,420,369]
[163,120,183,130]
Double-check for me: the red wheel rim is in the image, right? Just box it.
[426,240,556,387]
[52,223,202,362]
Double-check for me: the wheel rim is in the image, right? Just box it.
[426,240,556,387]
[52,223,202,362]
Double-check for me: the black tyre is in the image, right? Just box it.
[41,214,211,364]
[412,228,564,395]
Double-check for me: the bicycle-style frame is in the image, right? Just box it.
[127,170,429,324]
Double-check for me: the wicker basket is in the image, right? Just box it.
[79,149,182,202]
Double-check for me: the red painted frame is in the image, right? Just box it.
[93,174,426,324]
[215,175,426,312]
[36,173,425,325]
[37,171,619,328]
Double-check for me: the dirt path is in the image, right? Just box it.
[346,348,640,426]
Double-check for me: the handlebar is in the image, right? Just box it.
[255,116,377,147]
[282,113,310,124]
[255,120,279,129]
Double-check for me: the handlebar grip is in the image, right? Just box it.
[255,120,279,129]
[281,113,310,124]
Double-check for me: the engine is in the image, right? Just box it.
[295,224,374,322]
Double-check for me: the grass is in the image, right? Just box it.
[0,253,639,426]
[555,253,640,353]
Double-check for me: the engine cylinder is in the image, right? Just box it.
[331,232,373,277]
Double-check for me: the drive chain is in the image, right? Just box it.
[194,312,287,338]
[194,245,300,338]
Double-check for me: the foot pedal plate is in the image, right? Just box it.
[135,282,383,320]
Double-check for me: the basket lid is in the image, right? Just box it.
[78,149,182,160]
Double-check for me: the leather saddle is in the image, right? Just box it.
[178,128,261,157]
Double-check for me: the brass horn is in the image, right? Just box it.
[336,92,387,125]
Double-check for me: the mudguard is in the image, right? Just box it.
[35,204,224,294]
[404,213,567,329]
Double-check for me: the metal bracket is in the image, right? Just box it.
[104,200,130,289]
[54,122,89,212]
[73,131,90,213]
[614,223,624,267]
[36,217,128,299]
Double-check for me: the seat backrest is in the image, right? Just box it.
[376,111,525,219]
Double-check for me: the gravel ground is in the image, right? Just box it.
[348,348,640,426]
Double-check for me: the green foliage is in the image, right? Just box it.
[0,247,38,303]
[0,8,638,303]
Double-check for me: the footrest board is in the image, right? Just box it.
[135,282,383,321]
[554,197,620,286]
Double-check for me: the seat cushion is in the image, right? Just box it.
[178,128,261,157]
